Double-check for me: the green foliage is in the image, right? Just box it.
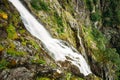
[91,28,106,50]
[102,0,120,27]
[0,59,9,70]
[85,0,93,12]
[36,77,50,80]
[7,48,27,57]
[6,24,18,39]
[54,12,63,27]
[0,24,2,27]
[54,12,64,33]
[0,44,4,52]
[93,0,98,5]
[90,12,101,22]
[31,54,46,64]
[66,73,71,80]
[31,0,49,11]
[83,26,120,76]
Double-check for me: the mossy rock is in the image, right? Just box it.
[6,48,27,57]
[6,24,18,39]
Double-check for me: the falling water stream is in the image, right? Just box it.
[9,0,92,76]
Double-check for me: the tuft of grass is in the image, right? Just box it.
[54,12,63,27]
[0,44,4,52]
[6,24,18,39]
[7,48,27,57]
[0,59,9,70]
[90,12,101,22]
[31,54,46,64]
[36,77,50,80]
[31,0,49,11]
[66,73,71,80]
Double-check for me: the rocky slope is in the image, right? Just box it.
[0,0,120,80]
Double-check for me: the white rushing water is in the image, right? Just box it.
[9,0,92,76]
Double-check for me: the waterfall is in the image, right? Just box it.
[9,0,92,76]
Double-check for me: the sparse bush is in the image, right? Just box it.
[0,59,9,70]
[31,0,49,11]
[90,12,101,22]
[86,0,93,12]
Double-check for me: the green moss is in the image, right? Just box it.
[0,59,9,70]
[31,54,46,64]
[66,73,71,80]
[7,24,18,39]
[7,48,27,57]
[85,0,93,12]
[90,12,101,22]
[30,40,40,50]
[31,0,49,11]
[54,12,63,27]
[0,24,2,28]
[0,44,4,52]
[36,77,50,80]
[82,26,120,78]
[19,29,26,34]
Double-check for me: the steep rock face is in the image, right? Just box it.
[0,0,120,80]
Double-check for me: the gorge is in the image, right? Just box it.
[0,0,120,80]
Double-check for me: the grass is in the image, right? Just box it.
[0,59,9,70]
[0,44,4,52]
[31,0,49,11]
[90,12,101,22]
[7,48,27,57]
[31,54,46,64]
[36,77,50,80]
[6,24,18,39]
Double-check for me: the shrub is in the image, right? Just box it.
[86,0,93,12]
[6,24,18,39]
[0,59,9,70]
[7,48,27,57]
[93,0,98,5]
[90,12,101,22]
[54,12,63,27]
[31,0,49,11]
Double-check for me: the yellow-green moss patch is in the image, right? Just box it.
[7,24,18,39]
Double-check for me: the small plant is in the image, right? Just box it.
[7,48,27,57]
[54,12,63,27]
[6,24,18,39]
[31,54,46,64]
[0,59,9,70]
[0,44,4,52]
[86,0,93,12]
[66,73,71,80]
[90,12,101,22]
[36,77,50,80]
[31,0,49,11]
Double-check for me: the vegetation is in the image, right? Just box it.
[90,12,101,22]
[7,48,27,57]
[31,0,49,11]
[102,0,120,27]
[0,59,9,70]
[83,26,120,78]
[0,44,4,52]
[85,0,93,12]
[6,24,18,39]
[36,77,50,80]
[66,73,71,80]
[0,11,8,19]
[31,54,46,64]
